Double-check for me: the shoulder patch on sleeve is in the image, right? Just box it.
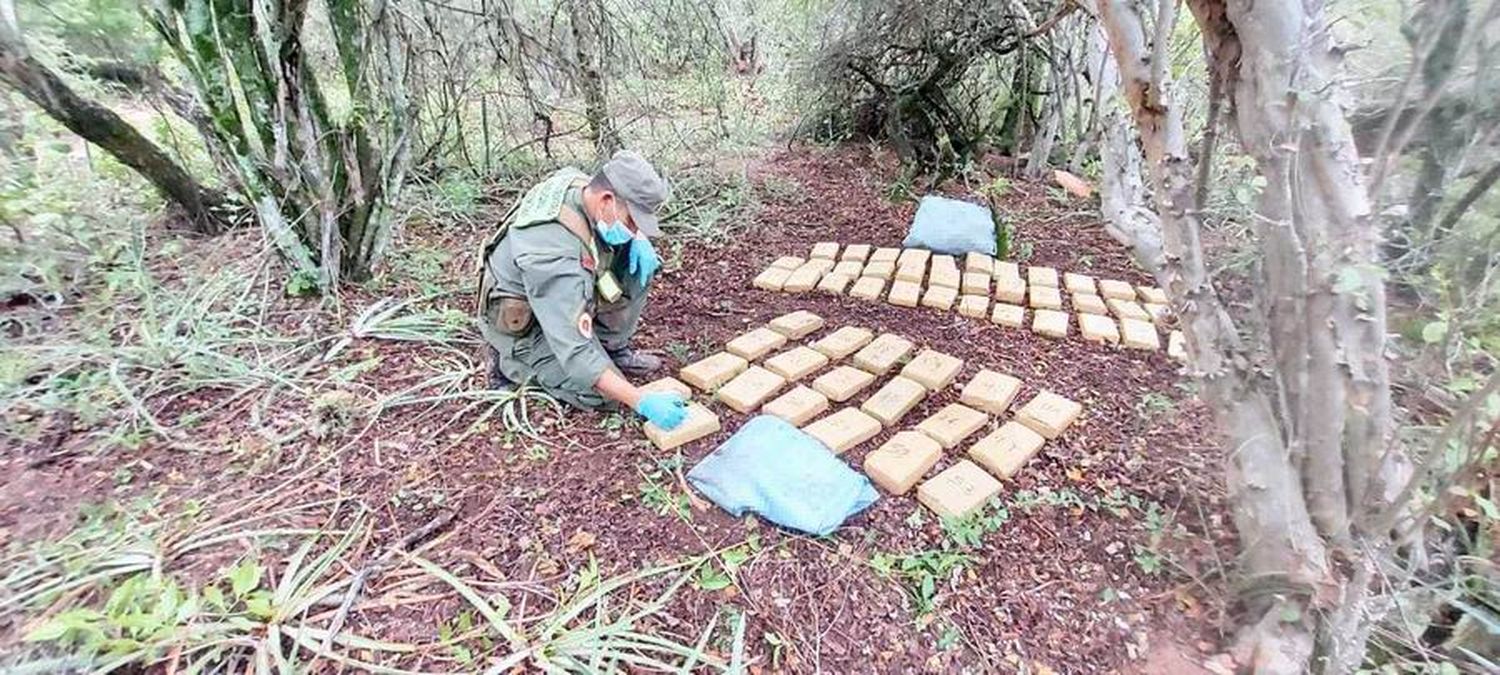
[576,311,594,339]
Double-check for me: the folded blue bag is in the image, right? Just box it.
[902,195,997,256]
[686,415,879,536]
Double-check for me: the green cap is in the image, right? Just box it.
[600,150,670,237]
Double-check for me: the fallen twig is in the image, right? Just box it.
[320,510,457,652]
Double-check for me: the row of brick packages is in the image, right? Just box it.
[641,310,1083,521]
[752,242,1187,359]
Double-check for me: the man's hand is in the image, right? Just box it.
[635,391,687,430]
[627,236,661,287]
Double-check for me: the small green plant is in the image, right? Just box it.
[285,269,322,297]
[869,549,971,615]
[637,467,692,521]
[940,500,1010,549]
[1136,392,1176,420]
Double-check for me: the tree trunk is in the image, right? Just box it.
[0,3,228,234]
[568,0,621,161]
[1085,15,1163,272]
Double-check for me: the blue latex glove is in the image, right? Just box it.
[636,392,687,430]
[627,236,661,287]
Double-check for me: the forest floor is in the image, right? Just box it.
[2,144,1232,673]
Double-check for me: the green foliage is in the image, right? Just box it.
[869,549,971,616]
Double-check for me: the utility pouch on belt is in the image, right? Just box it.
[597,271,624,304]
[495,297,534,336]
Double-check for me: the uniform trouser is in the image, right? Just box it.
[488,273,649,410]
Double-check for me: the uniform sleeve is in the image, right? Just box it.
[514,246,615,392]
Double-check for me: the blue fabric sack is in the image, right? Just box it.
[686,415,878,536]
[902,195,997,256]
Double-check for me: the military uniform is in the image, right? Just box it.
[477,168,651,409]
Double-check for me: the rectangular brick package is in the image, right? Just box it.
[1107,297,1151,322]
[810,241,840,260]
[964,252,995,274]
[640,376,693,399]
[900,348,964,391]
[921,285,958,311]
[841,244,872,263]
[1168,330,1187,361]
[991,303,1026,327]
[1072,293,1108,316]
[781,265,822,292]
[764,345,831,380]
[761,385,830,426]
[852,333,916,374]
[831,260,864,278]
[898,248,931,268]
[816,274,852,295]
[917,460,1003,519]
[870,247,900,263]
[1120,318,1160,351]
[916,402,989,449]
[752,266,793,291]
[864,431,943,495]
[961,271,990,295]
[1029,285,1063,310]
[803,407,883,454]
[769,310,825,338]
[957,294,989,318]
[994,275,1027,304]
[887,280,922,307]
[960,369,1022,414]
[860,375,927,426]
[1031,309,1070,338]
[968,421,1046,479]
[861,260,895,280]
[994,261,1021,280]
[1027,266,1060,288]
[644,402,721,451]
[849,277,886,301]
[1063,272,1096,295]
[724,327,788,360]
[1098,279,1136,300]
[812,326,875,359]
[1137,285,1169,304]
[769,256,804,270]
[927,264,960,290]
[680,352,749,390]
[1079,313,1120,344]
[1144,302,1171,325]
[1015,390,1083,439]
[715,366,787,413]
[812,365,878,402]
[895,263,926,284]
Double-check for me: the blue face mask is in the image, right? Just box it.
[596,203,633,246]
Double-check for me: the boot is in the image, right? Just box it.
[486,348,515,391]
[608,347,663,377]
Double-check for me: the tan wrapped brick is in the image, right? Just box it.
[1137,285,1168,304]
[803,407,882,454]
[897,248,931,268]
[851,333,916,375]
[849,277,886,301]
[841,244,872,263]
[1168,330,1187,361]
[752,266,792,291]
[994,274,1027,303]
[864,431,943,495]
[1063,272,1096,295]
[959,369,1021,414]
[1098,279,1136,300]
[967,422,1046,479]
[860,375,926,426]
[812,365,877,402]
[1120,318,1160,351]
[680,352,749,390]
[769,256,804,270]
[781,265,822,292]
[831,260,864,278]
[1031,309,1069,338]
[725,327,788,360]
[769,310,825,338]
[802,258,836,275]
[990,303,1026,327]
[816,274,853,295]
[1107,297,1150,322]
[1079,313,1120,344]
[869,247,900,263]
[1072,293,1108,315]
[994,261,1021,280]
[931,254,959,274]
[964,252,995,274]
[812,326,875,359]
[810,241,839,260]
[1015,390,1083,439]
[1144,302,1171,325]
[640,376,692,399]
[895,263,926,284]
[761,385,829,426]
[928,264,960,290]
[900,348,964,391]
[916,402,989,449]
[957,294,989,318]
[763,345,830,380]
[887,280,922,307]
[644,402,721,451]
[917,460,1002,519]
[715,366,787,413]
[961,271,990,295]
[921,285,958,311]
[861,260,895,280]
[1029,285,1063,310]
[1027,266,1059,288]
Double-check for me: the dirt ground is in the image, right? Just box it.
[1,145,1234,672]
